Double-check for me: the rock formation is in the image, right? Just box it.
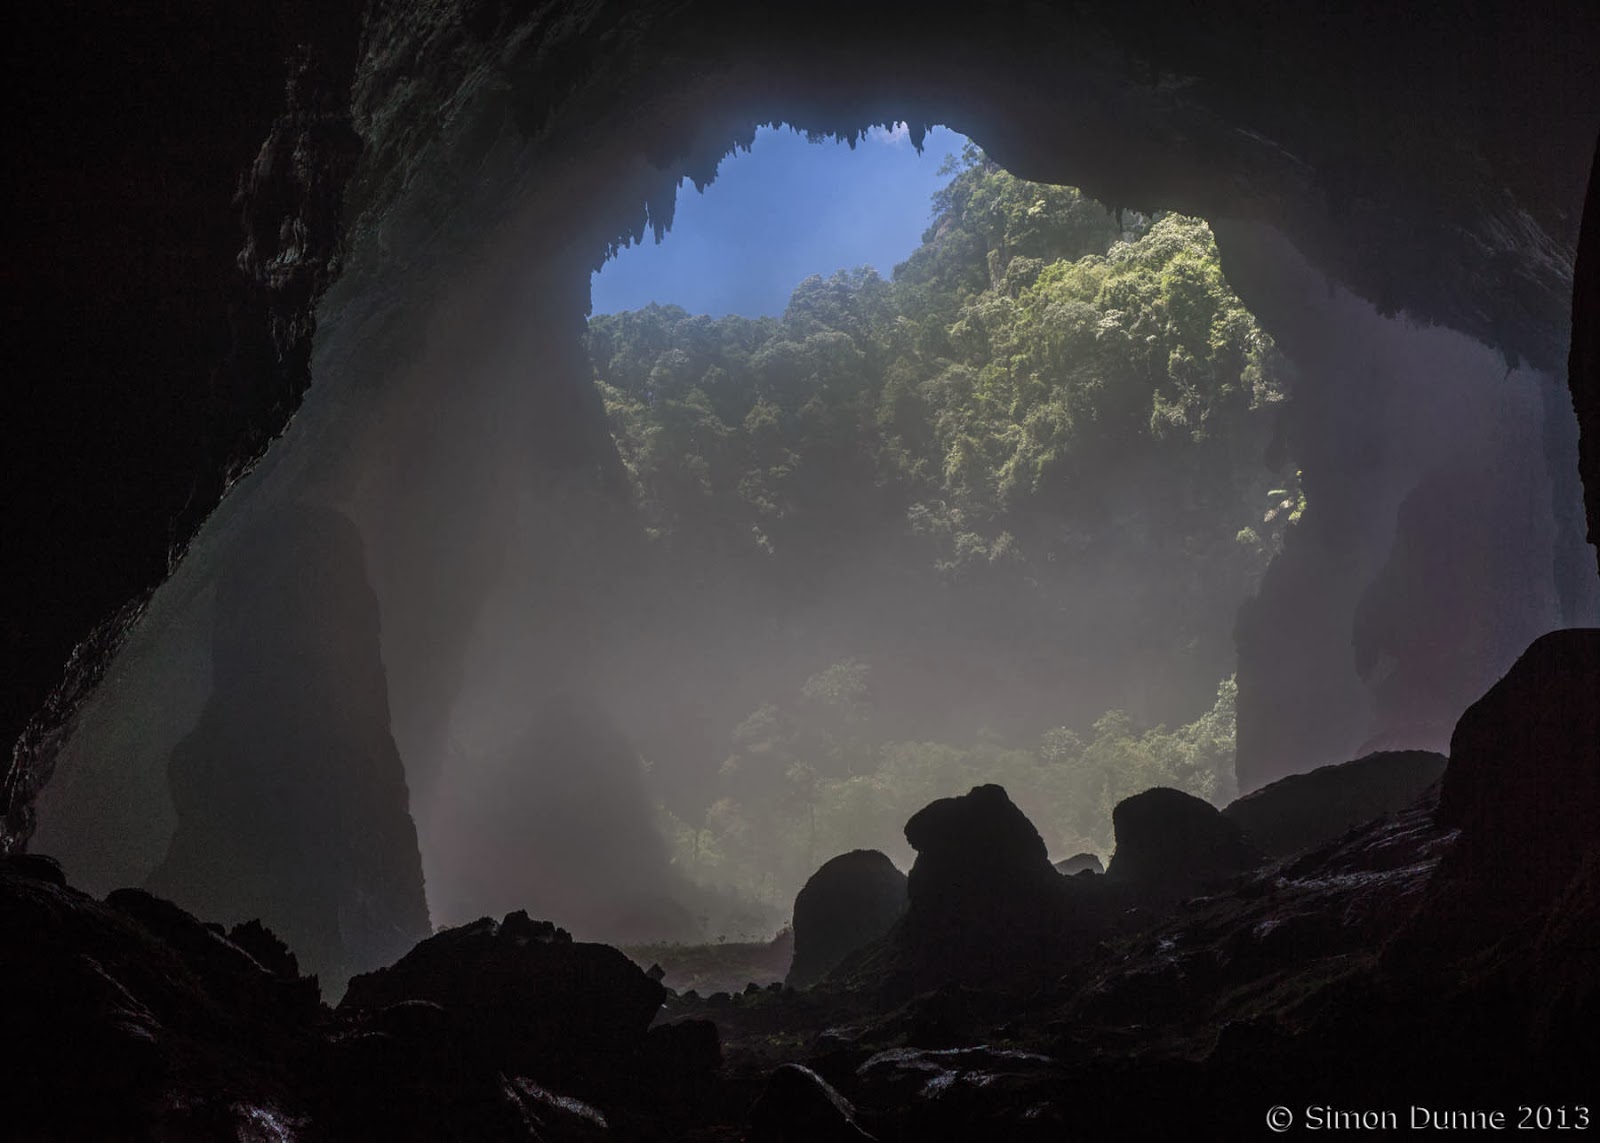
[146,504,429,992]
[1222,750,1446,858]
[1352,457,1566,752]
[886,784,1109,989]
[339,910,669,1109]
[0,858,322,1140]
[9,0,1599,875]
[1105,787,1263,899]
[748,1064,877,1143]
[5,3,1600,1139]
[1436,627,1600,908]
[0,862,721,1141]
[8,619,1600,1139]
[902,785,1061,936]
[787,849,908,990]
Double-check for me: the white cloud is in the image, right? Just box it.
[869,121,911,146]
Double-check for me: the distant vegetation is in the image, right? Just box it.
[587,146,1297,913]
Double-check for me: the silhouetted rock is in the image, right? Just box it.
[889,785,1101,988]
[853,1047,1065,1142]
[787,850,908,989]
[1054,852,1104,876]
[323,998,614,1142]
[749,1063,876,1143]
[1223,750,1446,857]
[339,909,665,1106]
[2,851,65,886]
[1437,627,1600,907]
[1107,788,1263,898]
[904,784,1059,924]
[642,1018,722,1125]
[227,917,303,979]
[0,865,323,1139]
[147,504,430,994]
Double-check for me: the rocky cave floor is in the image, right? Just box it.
[3,629,1596,1141]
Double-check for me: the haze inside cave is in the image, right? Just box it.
[25,118,1599,988]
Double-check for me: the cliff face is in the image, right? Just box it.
[4,3,365,850]
[144,505,430,993]
[6,0,1599,848]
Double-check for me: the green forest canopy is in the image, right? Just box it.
[587,146,1300,913]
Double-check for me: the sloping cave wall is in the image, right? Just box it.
[4,2,367,848]
[7,0,1599,869]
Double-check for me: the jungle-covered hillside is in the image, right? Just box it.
[585,147,1299,914]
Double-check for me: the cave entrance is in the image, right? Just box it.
[24,97,1596,988]
[504,124,1292,931]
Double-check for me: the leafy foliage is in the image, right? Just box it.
[662,666,1241,907]
[589,147,1296,914]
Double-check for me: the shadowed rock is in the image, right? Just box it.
[904,785,1060,933]
[146,504,429,993]
[787,850,907,990]
[1223,750,1446,857]
[749,1064,876,1143]
[1107,787,1263,899]
[0,860,321,1139]
[853,1047,1065,1141]
[886,784,1104,988]
[1437,627,1600,908]
[339,909,665,1107]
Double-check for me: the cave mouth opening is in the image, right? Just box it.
[23,89,1595,990]
[552,120,1296,939]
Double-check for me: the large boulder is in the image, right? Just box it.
[1222,750,1446,857]
[1436,627,1600,906]
[1107,788,1263,898]
[895,785,1088,986]
[748,1064,876,1143]
[0,858,322,1139]
[787,850,907,989]
[903,785,1060,929]
[339,910,666,1107]
[146,504,430,994]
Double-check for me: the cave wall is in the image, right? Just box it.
[145,504,430,991]
[7,0,1599,861]
[1218,222,1597,790]
[4,2,365,850]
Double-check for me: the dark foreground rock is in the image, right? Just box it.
[1222,749,1446,857]
[787,850,907,990]
[7,633,1597,1141]
[0,869,724,1142]
[0,860,323,1140]
[327,907,721,1141]
[892,785,1091,988]
[1436,627,1600,907]
[748,1063,877,1142]
[1106,787,1264,899]
[339,910,667,1107]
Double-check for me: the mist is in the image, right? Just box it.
[26,124,1597,976]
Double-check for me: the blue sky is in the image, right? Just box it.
[590,124,971,318]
